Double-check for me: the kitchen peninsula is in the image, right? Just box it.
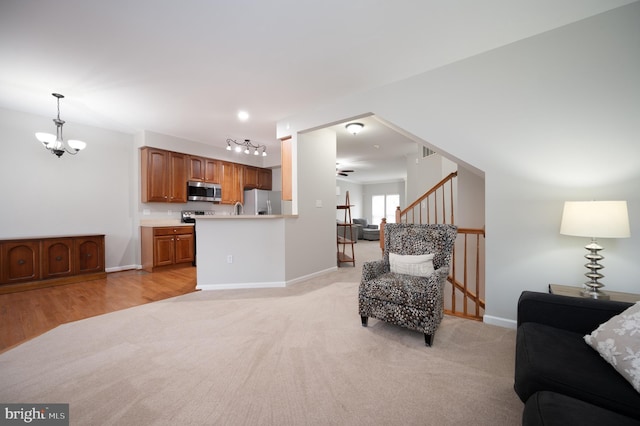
[195,215,296,290]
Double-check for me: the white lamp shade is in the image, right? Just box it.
[560,201,631,238]
[68,139,87,151]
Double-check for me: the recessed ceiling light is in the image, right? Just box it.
[238,110,249,121]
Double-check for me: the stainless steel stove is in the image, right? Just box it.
[181,210,215,223]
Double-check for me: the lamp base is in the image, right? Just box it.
[580,287,610,300]
[580,239,609,300]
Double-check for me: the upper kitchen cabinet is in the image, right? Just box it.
[257,168,272,190]
[205,158,222,184]
[141,147,187,203]
[188,155,222,184]
[243,166,258,189]
[221,162,243,205]
[244,166,272,190]
[188,155,205,181]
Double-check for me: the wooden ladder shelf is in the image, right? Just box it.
[337,191,356,267]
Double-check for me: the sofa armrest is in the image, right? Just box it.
[365,224,379,230]
[517,291,633,335]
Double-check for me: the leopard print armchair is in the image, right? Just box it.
[359,223,457,346]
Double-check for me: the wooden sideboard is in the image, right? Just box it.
[0,234,106,294]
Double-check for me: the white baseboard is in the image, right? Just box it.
[106,265,140,273]
[196,266,338,291]
[483,315,517,329]
[285,266,338,286]
[197,281,287,290]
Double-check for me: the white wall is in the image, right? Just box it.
[284,129,337,281]
[0,107,137,271]
[278,3,640,323]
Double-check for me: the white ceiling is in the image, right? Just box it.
[1,0,635,182]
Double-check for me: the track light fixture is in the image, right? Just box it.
[226,138,267,156]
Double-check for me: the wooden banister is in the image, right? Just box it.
[392,172,485,321]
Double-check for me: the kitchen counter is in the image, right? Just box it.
[194,214,297,220]
[195,215,296,290]
[140,220,195,227]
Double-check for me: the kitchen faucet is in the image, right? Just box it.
[233,201,244,215]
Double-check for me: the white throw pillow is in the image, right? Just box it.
[584,301,640,393]
[389,253,435,277]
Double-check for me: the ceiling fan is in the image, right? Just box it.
[336,164,354,177]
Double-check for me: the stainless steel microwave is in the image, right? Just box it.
[187,181,221,202]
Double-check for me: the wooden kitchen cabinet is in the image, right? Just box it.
[243,166,258,189]
[243,166,272,190]
[257,168,272,190]
[141,147,187,203]
[188,155,221,184]
[221,162,243,205]
[0,235,106,294]
[188,155,205,181]
[205,159,222,183]
[141,226,194,272]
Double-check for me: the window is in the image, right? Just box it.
[372,194,400,225]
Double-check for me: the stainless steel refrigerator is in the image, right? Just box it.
[243,189,282,215]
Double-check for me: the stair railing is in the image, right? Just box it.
[379,171,486,320]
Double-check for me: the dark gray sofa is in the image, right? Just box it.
[353,218,378,240]
[515,291,640,425]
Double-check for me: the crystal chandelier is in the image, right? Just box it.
[226,138,267,156]
[35,93,87,158]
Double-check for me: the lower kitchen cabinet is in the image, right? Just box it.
[141,225,194,272]
[0,235,106,294]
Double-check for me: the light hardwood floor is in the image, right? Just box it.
[0,240,383,353]
[0,267,197,352]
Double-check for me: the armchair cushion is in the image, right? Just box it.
[389,252,434,277]
[584,301,640,393]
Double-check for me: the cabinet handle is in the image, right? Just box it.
[55,256,62,261]
[17,259,25,265]
[86,253,92,258]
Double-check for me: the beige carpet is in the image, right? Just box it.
[0,278,522,425]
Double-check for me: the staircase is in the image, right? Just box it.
[380,171,486,321]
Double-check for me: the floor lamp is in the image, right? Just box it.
[560,201,631,300]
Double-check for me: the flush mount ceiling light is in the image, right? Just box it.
[226,138,267,156]
[345,122,364,135]
[35,93,87,158]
